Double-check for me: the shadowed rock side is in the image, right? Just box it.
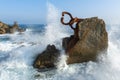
[0,21,25,34]
[62,17,108,64]
[33,44,60,69]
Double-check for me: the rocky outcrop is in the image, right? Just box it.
[33,44,60,69]
[62,17,108,64]
[0,21,9,34]
[0,21,24,34]
[33,17,108,69]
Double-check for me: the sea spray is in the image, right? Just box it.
[107,25,120,71]
[0,2,120,80]
[0,2,70,80]
[44,3,70,46]
[56,50,68,71]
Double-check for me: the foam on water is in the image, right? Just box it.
[0,2,120,80]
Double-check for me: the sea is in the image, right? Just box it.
[0,3,120,80]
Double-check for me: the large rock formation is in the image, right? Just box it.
[62,17,108,64]
[33,44,60,69]
[33,17,108,69]
[0,21,24,34]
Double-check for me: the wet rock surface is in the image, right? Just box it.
[33,44,60,69]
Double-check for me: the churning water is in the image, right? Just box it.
[0,3,120,80]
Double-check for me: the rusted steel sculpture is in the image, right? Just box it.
[61,12,84,52]
[61,11,84,38]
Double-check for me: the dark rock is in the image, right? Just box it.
[62,37,70,50]
[62,17,108,64]
[33,44,60,69]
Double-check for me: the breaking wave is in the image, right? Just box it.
[0,2,120,80]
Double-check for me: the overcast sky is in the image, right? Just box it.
[0,0,120,24]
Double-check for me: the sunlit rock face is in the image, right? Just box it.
[0,21,24,34]
[62,17,108,64]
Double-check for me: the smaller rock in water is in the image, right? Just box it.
[33,44,60,69]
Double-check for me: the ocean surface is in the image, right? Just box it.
[0,3,120,80]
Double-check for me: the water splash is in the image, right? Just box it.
[44,3,69,45]
[0,2,120,80]
[56,51,68,71]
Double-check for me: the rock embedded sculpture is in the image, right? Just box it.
[61,12,108,64]
[33,12,108,70]
[61,11,84,39]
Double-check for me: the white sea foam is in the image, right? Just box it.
[56,51,68,71]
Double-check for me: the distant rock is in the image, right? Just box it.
[0,21,9,34]
[0,21,25,34]
[33,44,60,69]
[62,17,108,64]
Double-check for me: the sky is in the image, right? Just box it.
[0,0,120,24]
